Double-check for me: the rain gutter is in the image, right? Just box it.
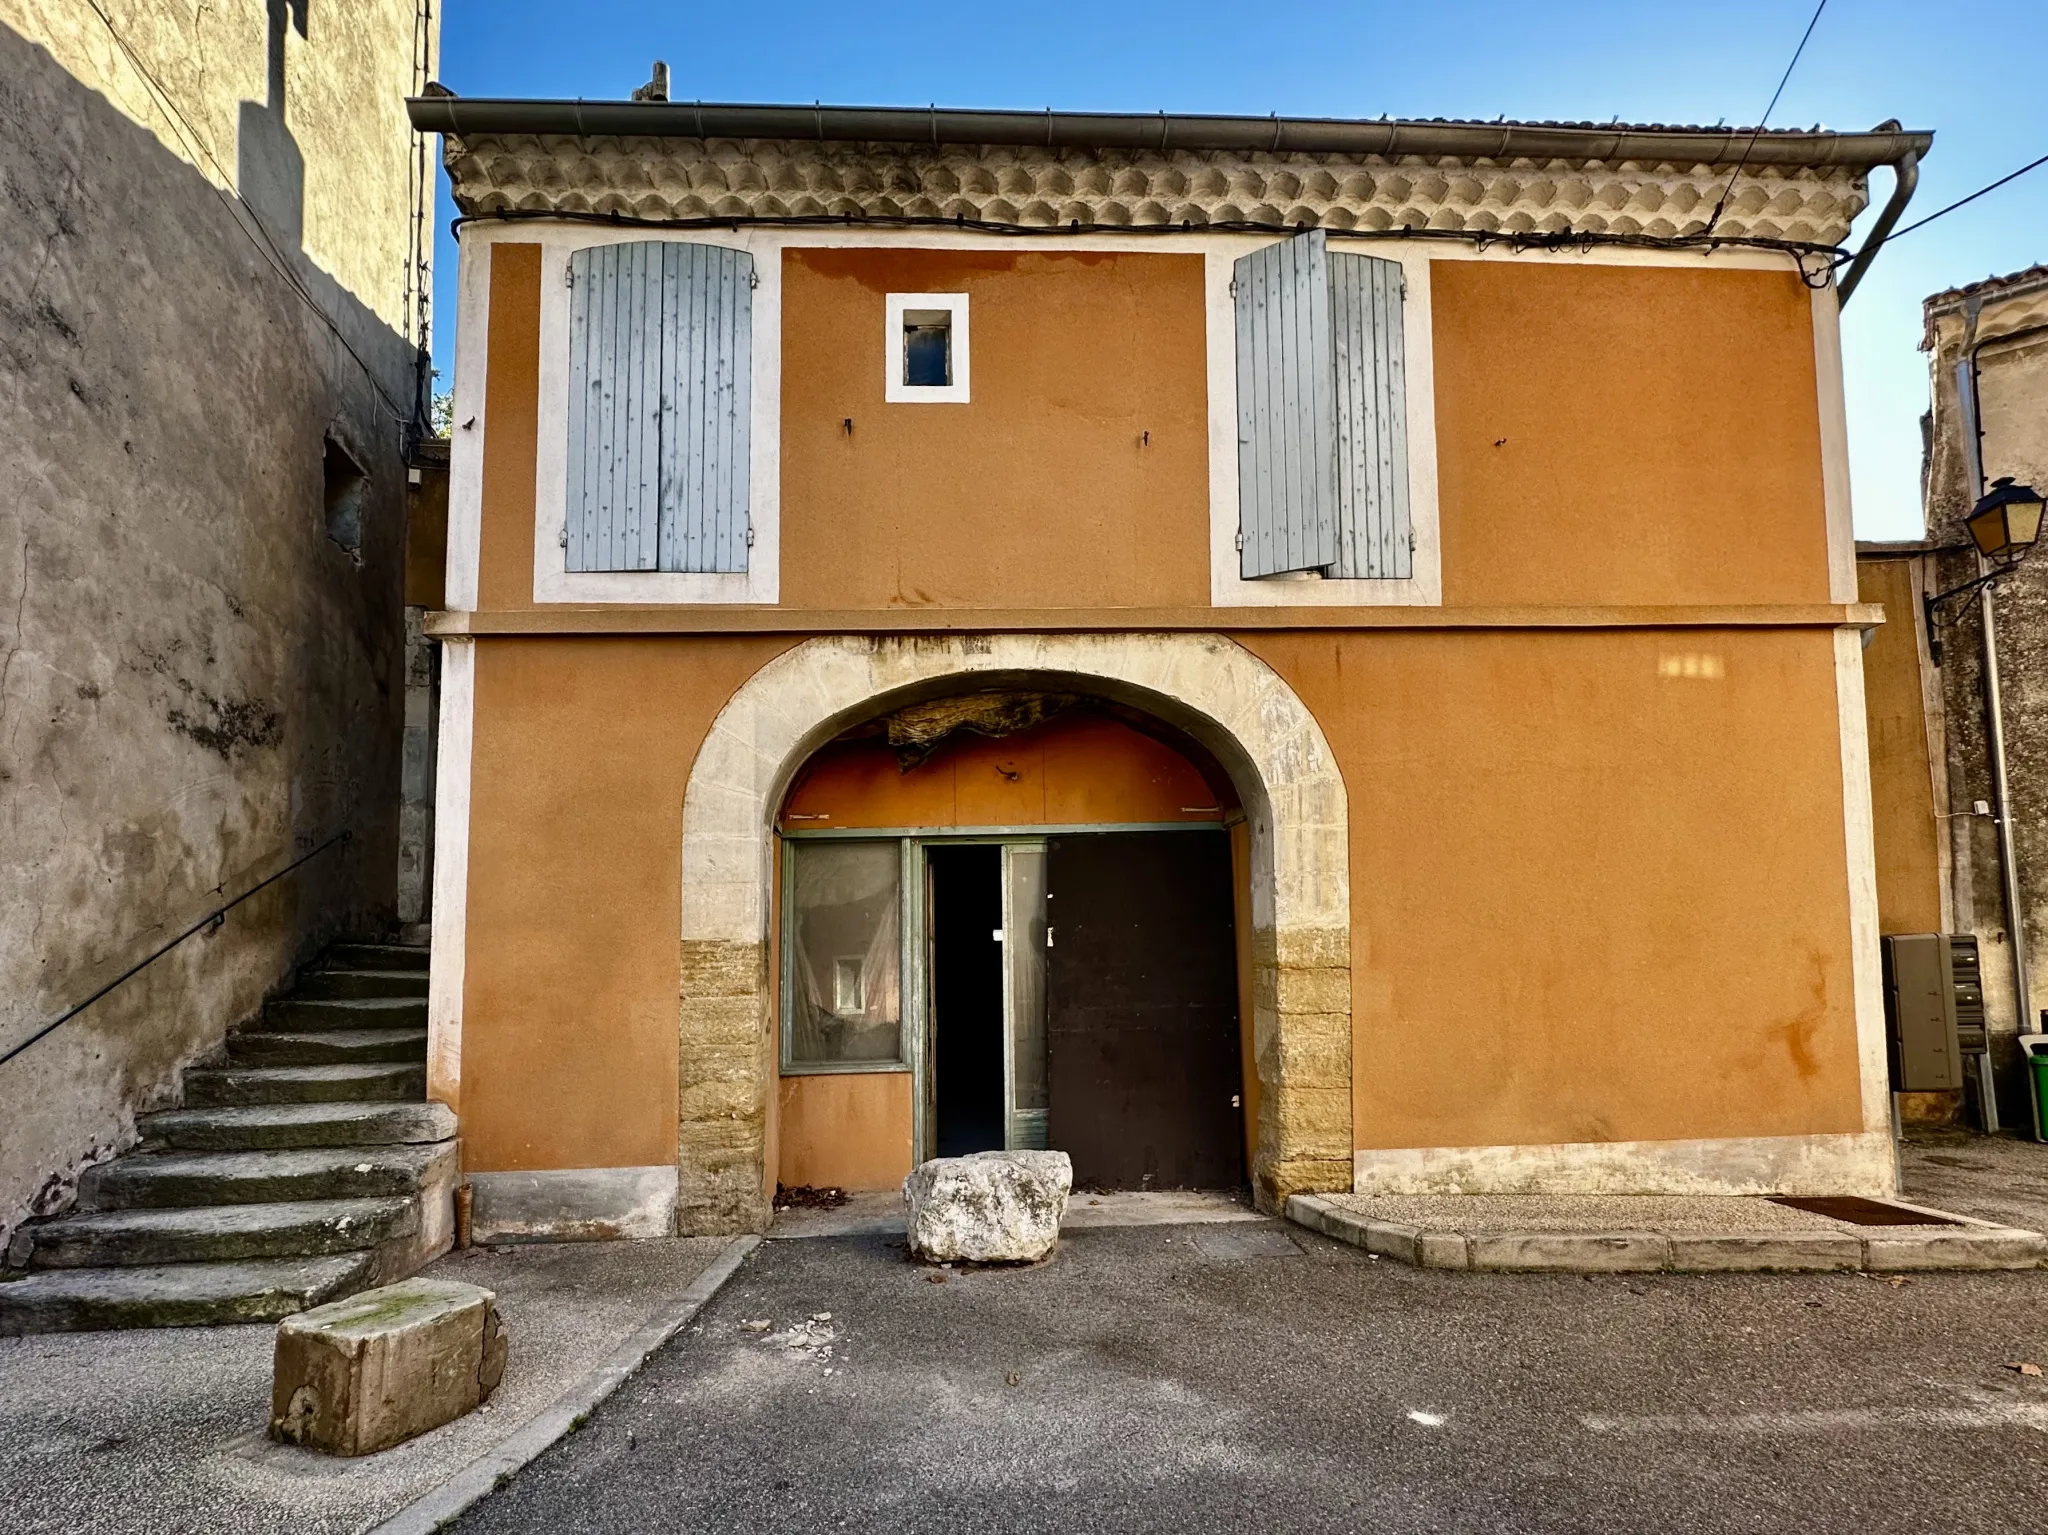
[404,95,1929,175]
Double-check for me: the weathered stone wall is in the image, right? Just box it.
[0,2,430,1245]
[1923,270,2048,1125]
[398,441,447,929]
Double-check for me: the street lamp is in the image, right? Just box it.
[1966,476,2047,563]
[1925,477,2046,664]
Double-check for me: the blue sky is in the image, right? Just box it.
[429,0,2047,539]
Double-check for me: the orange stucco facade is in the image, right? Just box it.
[780,711,1235,831]
[438,228,1881,1225]
[1856,555,1946,936]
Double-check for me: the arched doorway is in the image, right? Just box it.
[675,633,1352,1234]
[775,696,1250,1192]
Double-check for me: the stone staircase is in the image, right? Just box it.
[0,942,457,1334]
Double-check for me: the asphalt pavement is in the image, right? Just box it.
[451,1217,2048,1534]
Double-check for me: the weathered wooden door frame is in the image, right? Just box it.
[782,821,1228,1169]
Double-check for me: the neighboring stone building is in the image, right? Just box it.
[1861,264,2048,1129]
[0,1,435,1248]
[412,87,1928,1239]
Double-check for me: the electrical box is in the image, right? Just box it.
[1881,934,1985,1091]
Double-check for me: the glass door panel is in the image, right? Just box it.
[1003,842,1049,1150]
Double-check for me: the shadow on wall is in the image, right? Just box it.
[0,11,417,1243]
[238,0,311,252]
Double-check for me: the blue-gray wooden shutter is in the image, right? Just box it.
[565,241,752,574]
[1234,230,1339,578]
[657,241,752,574]
[567,242,663,571]
[1328,250,1412,579]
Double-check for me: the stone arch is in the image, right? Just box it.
[676,633,1352,1232]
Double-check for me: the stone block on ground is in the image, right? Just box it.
[903,1151,1072,1263]
[270,1277,507,1456]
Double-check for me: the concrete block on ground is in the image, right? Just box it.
[904,1151,1071,1263]
[1863,1227,2048,1272]
[271,1278,507,1456]
[1467,1231,1669,1272]
[1667,1232,1865,1272]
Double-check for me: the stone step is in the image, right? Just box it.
[80,1142,456,1210]
[226,1027,428,1067]
[294,969,430,1001]
[140,1101,457,1153]
[0,1252,378,1335]
[327,943,430,972]
[22,1197,418,1269]
[184,1063,427,1107]
[256,996,427,1032]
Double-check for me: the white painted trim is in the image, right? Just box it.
[427,638,474,1109]
[1206,236,1443,607]
[529,230,781,604]
[1836,623,1896,1150]
[1352,1130,1897,1198]
[444,230,491,611]
[884,292,971,403]
[1811,282,1859,605]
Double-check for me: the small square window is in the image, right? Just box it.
[902,311,952,387]
[885,292,969,403]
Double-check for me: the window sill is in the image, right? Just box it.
[779,1060,914,1077]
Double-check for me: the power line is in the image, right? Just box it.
[1864,150,2048,250]
[1704,0,1830,236]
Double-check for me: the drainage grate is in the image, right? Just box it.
[1770,1196,1960,1227]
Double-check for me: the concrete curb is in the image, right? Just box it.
[1286,1195,2048,1274]
[369,1234,759,1534]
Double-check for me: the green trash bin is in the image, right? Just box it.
[2032,1050,2048,1141]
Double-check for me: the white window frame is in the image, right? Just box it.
[885,292,971,404]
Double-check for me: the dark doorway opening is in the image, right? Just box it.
[929,844,1005,1157]
[1047,831,1244,1190]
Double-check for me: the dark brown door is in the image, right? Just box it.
[1046,831,1244,1189]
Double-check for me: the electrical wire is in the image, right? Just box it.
[78,0,412,426]
[405,0,438,436]
[1703,0,1830,236]
[1853,149,2048,252]
[449,206,1846,265]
